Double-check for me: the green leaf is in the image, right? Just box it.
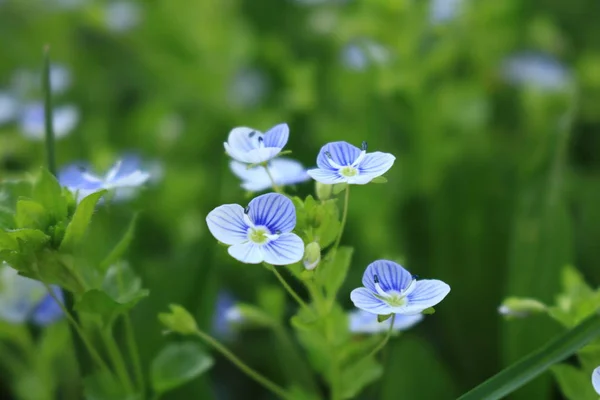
[158,304,199,335]
[369,176,388,184]
[314,199,341,248]
[340,356,383,399]
[316,246,353,299]
[422,307,436,315]
[15,199,49,230]
[551,364,598,400]
[102,263,144,303]
[458,313,600,400]
[60,190,106,252]
[32,168,67,223]
[377,314,392,323]
[151,342,214,395]
[83,371,139,400]
[75,288,148,326]
[99,214,138,272]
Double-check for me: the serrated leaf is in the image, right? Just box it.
[15,199,49,230]
[60,190,106,252]
[32,168,67,223]
[151,342,214,394]
[75,288,148,326]
[99,214,138,272]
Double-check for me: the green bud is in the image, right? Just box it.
[315,182,334,201]
[303,242,321,271]
[498,297,547,319]
[158,304,199,335]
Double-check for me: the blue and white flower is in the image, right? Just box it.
[0,264,64,326]
[593,367,600,395]
[224,124,289,164]
[0,92,18,125]
[230,158,310,192]
[350,260,450,316]
[206,193,304,265]
[501,53,572,91]
[212,291,244,340]
[19,103,79,140]
[341,39,390,71]
[58,155,151,201]
[11,63,73,96]
[307,141,395,184]
[349,309,423,334]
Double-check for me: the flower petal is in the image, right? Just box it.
[350,287,393,315]
[349,310,423,334]
[592,367,600,395]
[262,123,289,149]
[58,163,104,190]
[248,193,296,233]
[354,152,396,183]
[262,233,304,265]
[110,170,151,188]
[31,286,64,326]
[230,161,272,191]
[206,204,250,245]
[316,141,362,170]
[226,145,282,164]
[270,158,310,186]
[402,279,451,314]
[0,92,18,125]
[362,260,413,293]
[20,104,78,140]
[228,242,264,264]
[230,158,309,192]
[307,168,346,184]
[226,126,262,153]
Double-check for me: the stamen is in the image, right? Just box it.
[361,141,368,151]
[401,279,418,298]
[77,166,87,172]
[244,206,250,214]
[373,275,391,298]
[325,151,333,159]
[275,230,281,235]
[257,136,265,148]
[373,274,379,283]
[249,131,256,138]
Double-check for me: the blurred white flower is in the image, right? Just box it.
[11,64,72,96]
[105,1,142,32]
[228,68,269,109]
[0,92,19,125]
[349,310,423,334]
[19,103,79,140]
[430,0,464,24]
[501,53,572,91]
[341,39,390,71]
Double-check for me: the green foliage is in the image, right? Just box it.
[60,190,107,252]
[551,364,598,400]
[83,372,138,400]
[31,169,67,224]
[150,342,214,395]
[99,214,139,272]
[315,246,353,300]
[75,288,148,327]
[293,195,341,249]
[158,304,199,335]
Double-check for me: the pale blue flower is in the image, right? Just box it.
[58,155,151,201]
[224,124,289,164]
[307,141,395,185]
[593,367,600,395]
[501,53,572,91]
[349,310,423,334]
[206,193,304,265]
[341,39,390,71]
[0,264,63,326]
[350,260,450,316]
[19,103,79,140]
[212,291,244,340]
[230,158,310,192]
[11,64,72,96]
[430,0,464,24]
[105,1,142,33]
[0,92,18,125]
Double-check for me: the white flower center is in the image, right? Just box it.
[247,225,280,245]
[373,277,417,308]
[339,166,358,177]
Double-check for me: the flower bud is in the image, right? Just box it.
[498,297,547,319]
[315,182,334,201]
[303,242,321,270]
[159,304,198,335]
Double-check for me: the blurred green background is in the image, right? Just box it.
[1,0,600,398]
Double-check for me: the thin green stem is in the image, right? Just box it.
[100,326,135,393]
[123,314,145,396]
[40,282,112,374]
[262,164,282,193]
[42,46,56,176]
[332,185,350,251]
[364,314,396,361]
[270,265,310,311]
[193,328,292,400]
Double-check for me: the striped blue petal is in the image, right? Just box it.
[247,193,296,233]
[306,168,346,184]
[228,242,264,264]
[402,279,451,314]
[206,204,250,245]
[350,287,393,315]
[356,152,395,181]
[262,233,304,265]
[316,141,362,170]
[362,260,413,293]
[262,123,289,149]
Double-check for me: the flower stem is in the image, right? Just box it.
[365,314,396,360]
[332,185,350,251]
[269,265,310,311]
[123,314,145,396]
[100,326,135,393]
[262,164,282,193]
[193,328,292,400]
[42,45,56,176]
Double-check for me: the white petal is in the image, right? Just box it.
[262,233,304,265]
[350,287,393,315]
[592,367,600,395]
[52,106,79,138]
[353,152,395,184]
[307,168,347,184]
[262,123,289,149]
[0,92,18,125]
[226,126,263,153]
[247,193,296,233]
[109,171,151,188]
[228,242,264,264]
[349,310,423,334]
[400,280,451,315]
[230,161,272,192]
[206,204,250,245]
[231,158,309,192]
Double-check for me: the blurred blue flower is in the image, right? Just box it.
[224,124,290,164]
[0,264,64,326]
[501,53,572,91]
[11,63,73,96]
[430,0,464,24]
[58,155,151,201]
[0,92,18,125]
[19,103,79,140]
[228,68,269,109]
[593,367,600,395]
[349,309,423,334]
[350,260,450,316]
[230,158,310,192]
[206,193,304,265]
[307,141,395,185]
[105,1,142,33]
[341,39,390,71]
[212,291,244,339]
